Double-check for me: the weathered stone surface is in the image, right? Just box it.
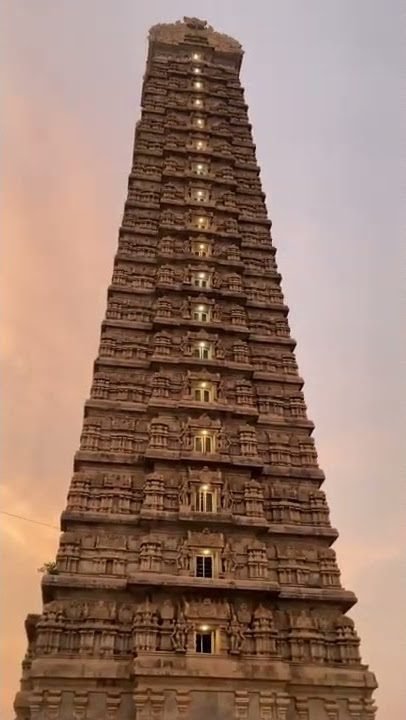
[14,17,376,720]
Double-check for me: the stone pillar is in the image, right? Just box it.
[176,690,190,719]
[46,691,62,720]
[259,691,274,720]
[275,692,290,720]
[295,697,309,720]
[324,699,339,720]
[29,691,43,720]
[133,690,150,720]
[235,690,249,720]
[347,698,363,719]
[363,697,377,719]
[106,692,120,719]
[150,691,165,720]
[73,692,88,720]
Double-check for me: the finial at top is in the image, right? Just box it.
[183,17,208,31]
[148,17,242,55]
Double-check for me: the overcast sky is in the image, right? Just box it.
[1,2,404,718]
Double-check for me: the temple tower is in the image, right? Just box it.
[14,17,377,720]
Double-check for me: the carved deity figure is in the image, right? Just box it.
[221,540,237,574]
[171,608,192,653]
[176,537,191,572]
[178,477,190,507]
[227,606,245,654]
[221,478,233,511]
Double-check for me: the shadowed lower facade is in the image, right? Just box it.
[14,16,377,720]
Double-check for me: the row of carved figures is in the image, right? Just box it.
[66,469,330,526]
[106,298,291,334]
[30,599,360,665]
[79,416,318,468]
[20,688,377,720]
[119,233,276,259]
[128,180,265,216]
[90,371,306,415]
[98,331,298,372]
[111,263,281,296]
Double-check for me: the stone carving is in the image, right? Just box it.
[226,605,245,654]
[178,476,191,507]
[221,540,237,575]
[176,537,191,572]
[183,16,207,30]
[132,599,160,652]
[251,604,277,656]
[171,606,192,653]
[15,17,376,718]
[221,477,233,511]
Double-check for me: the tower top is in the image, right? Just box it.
[148,16,243,55]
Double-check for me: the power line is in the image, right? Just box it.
[0,510,59,531]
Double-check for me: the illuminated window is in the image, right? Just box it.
[191,271,211,288]
[192,162,208,176]
[192,52,202,61]
[193,341,213,360]
[195,551,213,577]
[192,241,211,257]
[194,117,205,129]
[193,98,203,108]
[193,381,214,402]
[197,485,215,512]
[193,67,202,75]
[193,216,209,231]
[193,81,203,90]
[193,304,210,322]
[195,630,213,653]
[192,188,209,202]
[194,431,214,453]
[195,140,207,151]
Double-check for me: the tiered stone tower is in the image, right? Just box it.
[14,17,377,720]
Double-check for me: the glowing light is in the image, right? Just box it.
[193,53,201,61]
[193,67,201,74]
[202,549,210,556]
[199,341,206,348]
[200,381,207,388]
[200,624,210,632]
[198,272,206,278]
[201,484,209,491]
[201,429,208,435]
[194,81,203,90]
[199,244,205,250]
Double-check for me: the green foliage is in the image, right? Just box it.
[38,561,59,575]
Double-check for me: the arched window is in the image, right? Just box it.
[193,341,213,360]
[194,430,214,453]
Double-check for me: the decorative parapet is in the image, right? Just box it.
[149,17,243,55]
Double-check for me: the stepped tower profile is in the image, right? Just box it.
[14,17,377,720]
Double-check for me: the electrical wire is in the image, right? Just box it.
[0,510,59,530]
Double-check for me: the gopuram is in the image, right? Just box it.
[14,17,377,720]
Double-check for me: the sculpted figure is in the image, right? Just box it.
[171,608,191,652]
[178,477,190,507]
[221,478,233,511]
[221,540,237,574]
[227,606,245,654]
[176,537,191,572]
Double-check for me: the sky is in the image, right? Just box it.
[1,1,404,718]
